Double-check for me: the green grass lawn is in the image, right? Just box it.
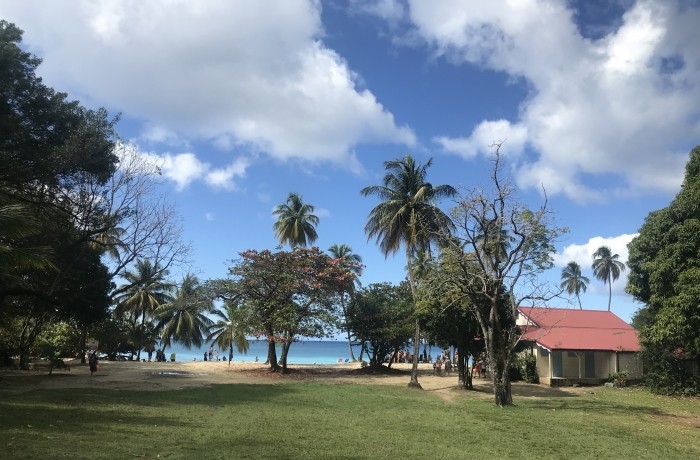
[1,382,698,459]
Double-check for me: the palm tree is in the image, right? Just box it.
[328,244,363,361]
[207,302,250,367]
[272,192,319,248]
[0,204,55,272]
[592,246,626,311]
[560,261,589,309]
[155,274,213,350]
[114,259,174,327]
[361,154,456,388]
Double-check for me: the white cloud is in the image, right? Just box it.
[158,153,208,191]
[315,207,331,218]
[435,119,528,159]
[1,0,415,170]
[402,0,700,201]
[205,212,215,222]
[205,158,250,191]
[135,147,248,191]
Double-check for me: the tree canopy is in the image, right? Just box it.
[627,145,700,395]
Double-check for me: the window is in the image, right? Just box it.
[540,347,549,357]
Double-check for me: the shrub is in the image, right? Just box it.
[609,370,629,387]
[509,353,539,384]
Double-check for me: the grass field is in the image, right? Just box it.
[1,381,698,459]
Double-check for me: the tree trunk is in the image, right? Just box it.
[408,319,421,388]
[405,246,422,389]
[457,345,473,390]
[484,320,513,406]
[488,344,512,406]
[267,338,280,372]
[279,341,291,374]
[342,296,357,362]
[346,329,356,362]
[79,325,88,364]
[228,343,233,367]
[607,278,612,311]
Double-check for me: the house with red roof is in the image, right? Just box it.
[517,307,642,386]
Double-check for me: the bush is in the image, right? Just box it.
[609,370,629,387]
[509,353,539,384]
[641,346,700,396]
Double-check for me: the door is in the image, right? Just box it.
[552,350,563,377]
[585,351,595,378]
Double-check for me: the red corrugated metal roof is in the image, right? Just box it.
[518,307,640,352]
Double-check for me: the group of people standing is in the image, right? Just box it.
[433,353,454,376]
[203,346,221,362]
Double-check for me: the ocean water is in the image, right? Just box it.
[162,339,362,365]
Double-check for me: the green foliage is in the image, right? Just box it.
[224,247,356,371]
[272,192,319,248]
[347,282,414,368]
[627,145,700,395]
[560,261,589,309]
[592,246,626,311]
[509,353,539,384]
[609,370,630,388]
[361,155,456,258]
[155,274,213,350]
[0,21,117,366]
[34,323,79,359]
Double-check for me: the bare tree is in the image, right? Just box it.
[68,142,191,299]
[440,145,566,406]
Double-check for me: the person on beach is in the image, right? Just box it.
[208,346,213,361]
[214,349,219,362]
[89,352,98,377]
[204,352,208,362]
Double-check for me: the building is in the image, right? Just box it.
[517,307,642,386]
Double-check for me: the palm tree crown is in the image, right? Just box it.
[114,259,173,325]
[155,274,213,349]
[592,246,626,311]
[207,301,250,365]
[560,261,590,309]
[328,244,363,286]
[361,155,456,257]
[272,192,319,248]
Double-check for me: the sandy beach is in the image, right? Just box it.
[0,359,587,400]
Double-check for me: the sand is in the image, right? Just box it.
[0,359,587,400]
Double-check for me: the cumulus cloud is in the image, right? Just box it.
[1,0,415,170]
[137,148,248,191]
[435,119,528,159]
[554,233,638,295]
[401,0,700,201]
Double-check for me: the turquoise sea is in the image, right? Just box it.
[164,339,363,365]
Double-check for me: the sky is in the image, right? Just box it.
[2,0,699,323]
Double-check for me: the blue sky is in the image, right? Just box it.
[3,0,699,323]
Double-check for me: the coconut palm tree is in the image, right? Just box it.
[155,274,213,350]
[272,192,319,248]
[560,261,589,309]
[361,154,456,388]
[328,244,363,361]
[207,302,250,367]
[114,259,174,327]
[592,246,626,311]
